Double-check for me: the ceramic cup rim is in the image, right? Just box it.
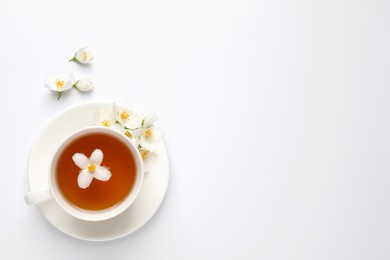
[48,126,144,221]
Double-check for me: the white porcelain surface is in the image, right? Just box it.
[27,101,169,241]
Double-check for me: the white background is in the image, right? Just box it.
[1,0,389,259]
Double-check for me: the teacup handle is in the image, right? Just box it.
[24,188,53,205]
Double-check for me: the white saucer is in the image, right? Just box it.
[27,101,169,241]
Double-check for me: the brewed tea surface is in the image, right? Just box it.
[56,133,136,210]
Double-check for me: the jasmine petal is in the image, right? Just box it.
[143,113,159,128]
[72,153,89,169]
[77,170,94,189]
[90,149,103,165]
[94,166,112,181]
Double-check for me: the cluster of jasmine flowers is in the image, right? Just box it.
[44,47,94,100]
[95,103,160,170]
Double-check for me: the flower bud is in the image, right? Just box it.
[75,79,94,92]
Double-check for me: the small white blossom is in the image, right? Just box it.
[114,103,142,130]
[94,104,117,128]
[138,146,158,173]
[72,149,111,189]
[44,73,75,100]
[134,113,160,150]
[69,46,94,63]
[94,104,138,145]
[74,78,94,92]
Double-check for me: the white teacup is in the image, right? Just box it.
[25,126,144,221]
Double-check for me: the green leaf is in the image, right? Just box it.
[68,56,79,63]
[72,80,80,90]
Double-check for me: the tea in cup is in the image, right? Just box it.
[25,126,144,221]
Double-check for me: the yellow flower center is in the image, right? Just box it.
[87,163,96,173]
[140,150,149,159]
[55,79,64,88]
[83,51,88,61]
[102,120,111,127]
[120,111,130,120]
[144,128,153,138]
[124,131,132,138]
